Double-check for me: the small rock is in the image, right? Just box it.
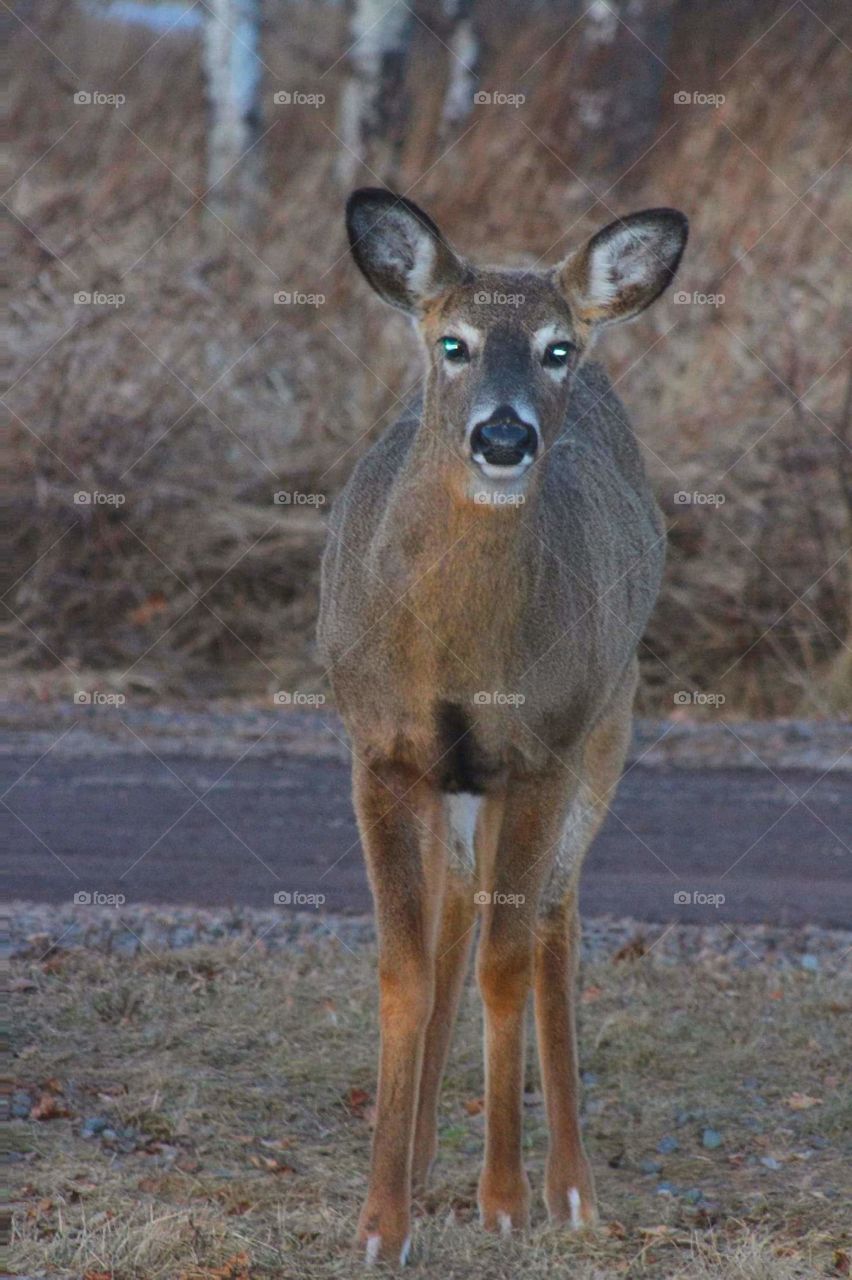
[760,1156,781,1170]
[657,1135,679,1154]
[12,1091,32,1119]
[656,1182,677,1195]
[683,1187,704,1203]
[581,1071,598,1087]
[702,1128,723,1149]
[801,954,820,971]
[81,1116,109,1137]
[640,1159,663,1174]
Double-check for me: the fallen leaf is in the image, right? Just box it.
[581,985,603,1003]
[249,1154,295,1175]
[31,1092,70,1121]
[613,935,647,962]
[464,1097,484,1116]
[785,1092,822,1110]
[345,1087,371,1116]
[129,592,168,626]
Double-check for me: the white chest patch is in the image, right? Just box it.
[444,791,481,874]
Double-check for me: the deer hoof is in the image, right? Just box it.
[363,1231,411,1266]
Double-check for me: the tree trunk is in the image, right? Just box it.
[439,0,479,139]
[202,0,264,233]
[336,0,415,187]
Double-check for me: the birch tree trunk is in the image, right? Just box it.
[439,0,479,139]
[336,0,414,186]
[202,0,264,232]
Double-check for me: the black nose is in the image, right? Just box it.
[470,408,537,467]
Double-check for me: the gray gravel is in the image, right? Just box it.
[2,699,850,771]
[9,900,851,972]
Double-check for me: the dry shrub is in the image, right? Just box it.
[6,0,851,711]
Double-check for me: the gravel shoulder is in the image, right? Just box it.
[9,900,851,974]
[2,699,850,772]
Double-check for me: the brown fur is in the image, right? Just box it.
[318,189,687,1263]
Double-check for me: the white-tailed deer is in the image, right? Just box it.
[318,188,687,1264]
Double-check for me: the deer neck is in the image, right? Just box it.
[377,415,539,684]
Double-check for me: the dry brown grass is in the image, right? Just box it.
[6,0,852,714]
[10,936,852,1278]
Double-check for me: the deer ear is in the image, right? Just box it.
[558,209,688,328]
[346,188,469,314]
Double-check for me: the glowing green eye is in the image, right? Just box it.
[439,335,469,362]
[543,341,574,367]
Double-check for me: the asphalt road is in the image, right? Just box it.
[4,745,850,926]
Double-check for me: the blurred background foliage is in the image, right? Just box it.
[5,0,851,715]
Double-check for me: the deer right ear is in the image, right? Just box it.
[345,188,469,315]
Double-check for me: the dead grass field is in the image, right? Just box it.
[11,935,851,1278]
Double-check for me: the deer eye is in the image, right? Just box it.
[439,335,469,363]
[543,341,574,368]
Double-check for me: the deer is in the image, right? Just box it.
[318,187,688,1265]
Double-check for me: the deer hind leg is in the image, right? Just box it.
[476,773,573,1236]
[352,759,445,1266]
[534,672,636,1229]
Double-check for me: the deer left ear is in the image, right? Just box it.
[558,209,688,328]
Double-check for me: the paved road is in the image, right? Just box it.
[4,745,850,926]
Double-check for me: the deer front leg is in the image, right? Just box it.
[534,893,598,1228]
[411,870,476,1194]
[352,760,444,1266]
[476,773,571,1235]
[534,685,634,1228]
